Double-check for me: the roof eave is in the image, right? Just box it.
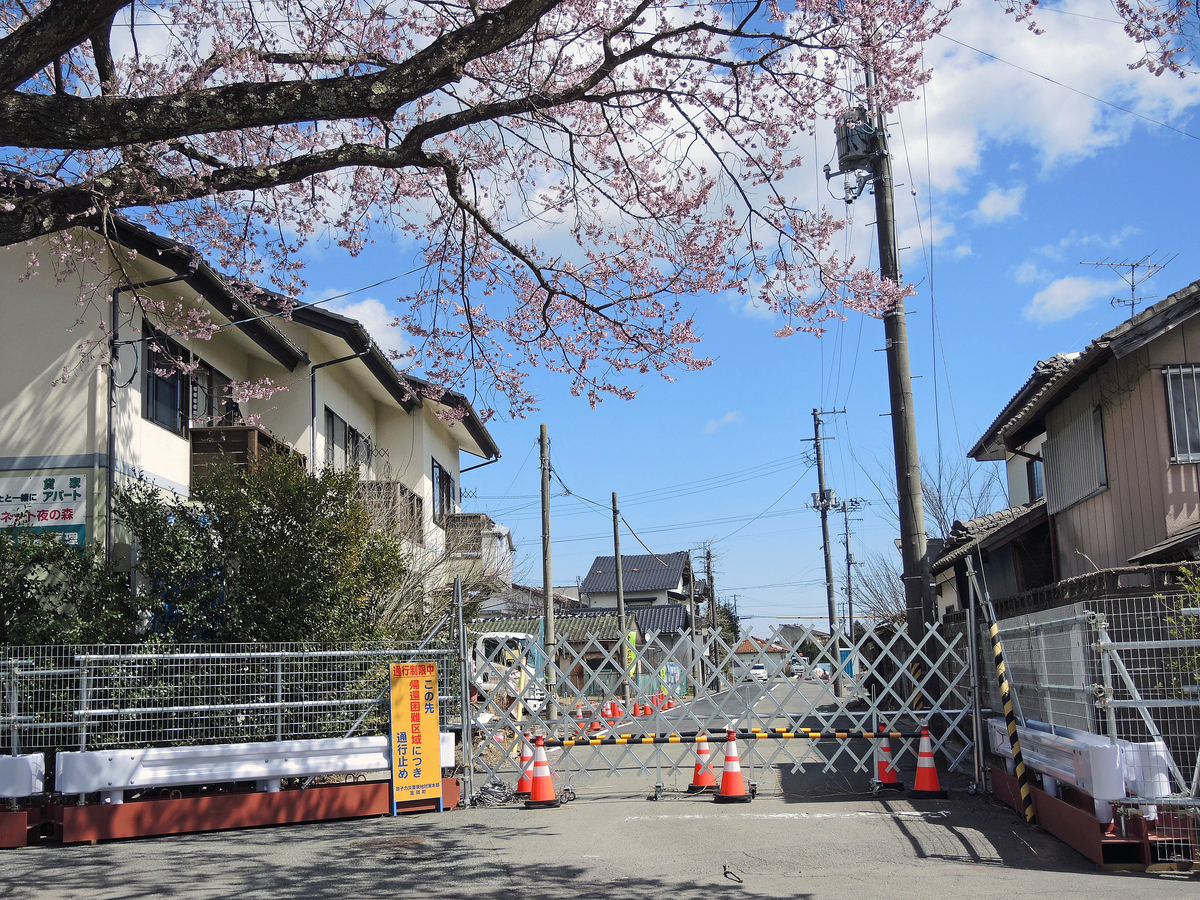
[110,219,308,372]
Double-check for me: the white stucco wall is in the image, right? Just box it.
[1,234,491,562]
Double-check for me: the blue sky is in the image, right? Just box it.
[295,3,1200,633]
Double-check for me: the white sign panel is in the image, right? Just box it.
[0,473,87,545]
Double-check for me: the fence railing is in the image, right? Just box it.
[987,593,1200,804]
[1,643,461,781]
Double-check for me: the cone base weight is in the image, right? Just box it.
[907,788,947,800]
[713,793,752,804]
[686,784,716,794]
[874,782,906,792]
[524,798,562,809]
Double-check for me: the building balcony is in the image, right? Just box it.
[189,425,298,486]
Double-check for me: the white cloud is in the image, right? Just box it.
[1024,276,1120,323]
[324,296,407,354]
[1013,260,1049,284]
[971,185,1026,223]
[907,2,1200,192]
[952,244,973,259]
[702,411,743,434]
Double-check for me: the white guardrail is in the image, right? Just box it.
[987,717,1173,822]
[55,734,454,805]
[0,754,45,798]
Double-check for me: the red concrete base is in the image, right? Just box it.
[989,766,1149,870]
[0,807,42,848]
[49,777,461,844]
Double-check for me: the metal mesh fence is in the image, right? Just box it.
[989,593,1200,803]
[1,642,460,761]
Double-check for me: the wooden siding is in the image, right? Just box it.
[1049,315,1200,578]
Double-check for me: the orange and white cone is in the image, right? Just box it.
[713,729,752,803]
[687,735,717,793]
[514,733,534,798]
[524,736,561,809]
[907,724,947,799]
[574,706,586,735]
[875,722,904,792]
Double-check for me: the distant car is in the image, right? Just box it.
[790,657,808,678]
[749,663,769,683]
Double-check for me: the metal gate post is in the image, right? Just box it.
[965,569,983,792]
[455,575,475,807]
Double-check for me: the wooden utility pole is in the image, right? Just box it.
[539,424,556,707]
[612,492,629,701]
[866,64,931,633]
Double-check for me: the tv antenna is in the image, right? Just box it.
[1079,253,1177,316]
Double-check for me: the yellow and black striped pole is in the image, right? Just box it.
[986,608,1035,824]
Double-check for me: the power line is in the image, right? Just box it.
[938,34,1200,142]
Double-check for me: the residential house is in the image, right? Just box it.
[934,275,1200,619]
[580,551,696,607]
[732,635,791,675]
[0,219,504,600]
[477,584,586,616]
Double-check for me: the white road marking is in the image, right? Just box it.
[624,810,950,822]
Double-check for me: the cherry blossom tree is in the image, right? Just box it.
[0,0,1192,416]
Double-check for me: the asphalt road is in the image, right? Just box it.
[3,780,1194,899]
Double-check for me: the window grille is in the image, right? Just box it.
[1164,365,1200,463]
[1044,406,1107,514]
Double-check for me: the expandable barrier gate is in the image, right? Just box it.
[464,620,977,798]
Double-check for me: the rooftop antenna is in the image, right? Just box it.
[1080,253,1177,317]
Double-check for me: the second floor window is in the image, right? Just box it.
[1164,365,1200,463]
[1026,457,1044,502]
[1044,405,1107,514]
[325,407,373,473]
[432,458,456,525]
[144,325,240,436]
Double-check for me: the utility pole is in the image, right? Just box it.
[706,548,715,630]
[812,408,842,694]
[865,64,931,634]
[840,499,864,646]
[612,492,630,702]
[539,424,556,712]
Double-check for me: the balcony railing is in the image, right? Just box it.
[190,425,300,486]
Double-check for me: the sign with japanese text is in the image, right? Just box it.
[389,661,442,809]
[0,474,87,545]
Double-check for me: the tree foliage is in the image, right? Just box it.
[2,0,1188,414]
[0,529,134,644]
[115,450,408,643]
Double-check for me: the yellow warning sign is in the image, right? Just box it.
[389,662,442,805]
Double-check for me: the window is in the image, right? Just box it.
[358,480,423,545]
[1164,365,1200,463]
[143,325,240,435]
[1026,457,1044,502]
[324,407,373,474]
[1043,405,1107,514]
[432,458,456,525]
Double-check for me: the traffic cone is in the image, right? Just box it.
[574,706,586,735]
[874,722,904,792]
[631,700,641,717]
[687,735,717,793]
[514,733,533,798]
[524,736,561,809]
[714,729,752,803]
[907,724,947,799]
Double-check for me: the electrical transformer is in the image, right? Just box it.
[834,108,873,172]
